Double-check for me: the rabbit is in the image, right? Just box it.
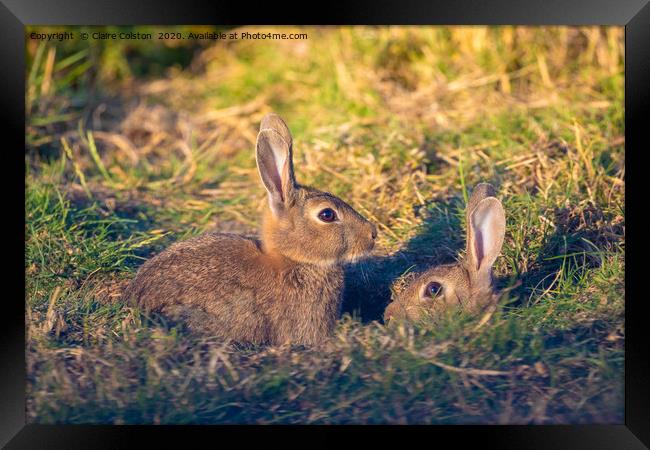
[124,113,377,345]
[383,183,506,323]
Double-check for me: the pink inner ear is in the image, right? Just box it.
[262,156,284,202]
[471,205,496,271]
[469,197,505,279]
[272,148,286,200]
[474,229,484,270]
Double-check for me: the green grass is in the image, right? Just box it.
[25,25,624,424]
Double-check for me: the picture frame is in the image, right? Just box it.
[4,0,648,447]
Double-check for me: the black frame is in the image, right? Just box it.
[4,0,649,448]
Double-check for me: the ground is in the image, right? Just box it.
[25,26,624,424]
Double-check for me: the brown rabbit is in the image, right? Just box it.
[124,113,377,345]
[384,183,506,323]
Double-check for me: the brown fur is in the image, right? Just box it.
[123,113,376,345]
[384,183,505,323]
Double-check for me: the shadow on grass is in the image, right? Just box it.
[342,193,465,323]
[62,184,172,264]
[342,193,625,324]
[506,203,624,309]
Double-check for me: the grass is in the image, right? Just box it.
[25,25,624,424]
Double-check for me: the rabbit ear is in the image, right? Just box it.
[464,183,497,268]
[256,114,296,216]
[465,183,496,226]
[466,196,505,288]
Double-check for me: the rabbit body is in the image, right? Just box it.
[125,113,376,345]
[126,232,343,345]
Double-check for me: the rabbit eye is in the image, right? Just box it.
[424,281,443,299]
[318,208,337,223]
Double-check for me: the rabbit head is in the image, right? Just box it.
[257,113,377,266]
[384,183,506,323]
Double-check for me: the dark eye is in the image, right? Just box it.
[424,281,443,299]
[318,208,337,223]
